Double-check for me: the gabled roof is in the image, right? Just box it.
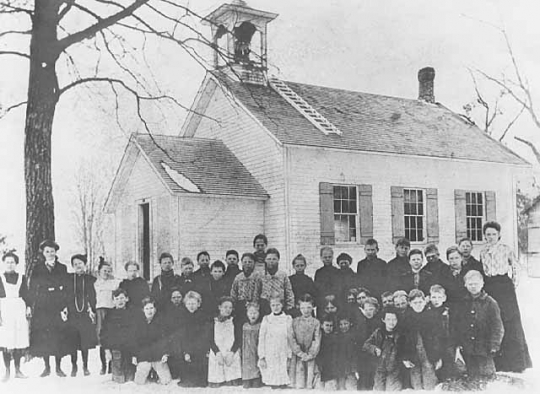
[211,72,529,166]
[135,134,268,199]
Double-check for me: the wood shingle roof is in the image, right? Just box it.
[135,134,268,198]
[214,72,528,166]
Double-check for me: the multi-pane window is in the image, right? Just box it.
[404,189,425,242]
[466,192,484,241]
[333,185,358,242]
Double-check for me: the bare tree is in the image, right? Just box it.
[71,158,111,273]
[468,26,540,164]
[0,0,238,277]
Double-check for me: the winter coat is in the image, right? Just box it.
[100,307,137,352]
[356,257,387,298]
[453,291,504,357]
[119,277,149,309]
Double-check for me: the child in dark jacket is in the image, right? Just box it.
[335,314,358,390]
[400,289,438,390]
[150,253,181,310]
[336,253,358,306]
[454,270,504,380]
[132,297,171,385]
[355,297,381,390]
[119,262,149,309]
[208,261,230,315]
[175,290,211,388]
[316,314,339,390]
[289,254,318,304]
[314,247,340,312]
[363,307,405,391]
[425,284,458,381]
[100,288,136,383]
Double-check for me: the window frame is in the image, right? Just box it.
[403,188,427,244]
[465,191,486,244]
[332,184,360,244]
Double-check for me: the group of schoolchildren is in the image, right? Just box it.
[0,233,506,391]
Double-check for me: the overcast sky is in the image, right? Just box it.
[1,0,539,258]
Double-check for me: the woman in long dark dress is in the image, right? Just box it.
[479,221,532,373]
[28,240,70,377]
[65,254,98,377]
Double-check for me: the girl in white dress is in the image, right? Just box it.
[0,252,30,381]
[208,296,242,387]
[258,295,293,387]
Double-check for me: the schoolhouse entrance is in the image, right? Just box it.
[138,202,151,280]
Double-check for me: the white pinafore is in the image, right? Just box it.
[0,273,29,349]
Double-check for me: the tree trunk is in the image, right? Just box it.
[24,1,61,279]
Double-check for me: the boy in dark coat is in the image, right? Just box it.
[336,253,358,306]
[132,297,172,385]
[193,251,211,279]
[100,288,136,383]
[314,247,340,312]
[119,262,149,309]
[208,260,230,315]
[357,239,387,298]
[316,314,339,390]
[386,238,411,283]
[150,253,181,310]
[454,270,504,380]
[335,314,358,390]
[224,250,241,289]
[423,244,454,292]
[363,307,405,391]
[354,297,381,390]
[388,249,435,295]
[289,254,317,302]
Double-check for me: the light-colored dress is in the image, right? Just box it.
[242,322,261,380]
[290,315,321,389]
[0,273,29,349]
[208,317,242,383]
[258,312,293,386]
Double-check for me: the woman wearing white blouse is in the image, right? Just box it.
[479,221,532,373]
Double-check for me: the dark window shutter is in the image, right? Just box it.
[358,184,373,244]
[319,182,335,245]
[485,191,497,222]
[454,189,467,243]
[426,188,439,244]
[391,186,405,244]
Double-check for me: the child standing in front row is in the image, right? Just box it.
[258,295,293,388]
[100,288,136,384]
[335,314,358,390]
[290,294,321,389]
[316,314,339,390]
[208,296,242,387]
[363,307,405,391]
[242,303,262,388]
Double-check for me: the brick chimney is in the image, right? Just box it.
[418,67,435,103]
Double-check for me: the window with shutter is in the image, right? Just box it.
[455,190,496,243]
[392,187,439,244]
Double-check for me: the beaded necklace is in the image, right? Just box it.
[74,274,86,313]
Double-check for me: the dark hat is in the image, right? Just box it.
[71,254,88,265]
[336,252,352,263]
[39,239,60,251]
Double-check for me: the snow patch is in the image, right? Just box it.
[161,163,200,193]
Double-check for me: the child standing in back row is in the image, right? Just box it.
[119,262,149,309]
[290,294,321,389]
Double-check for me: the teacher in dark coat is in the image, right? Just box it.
[28,240,70,377]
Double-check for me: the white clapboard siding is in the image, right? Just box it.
[190,85,287,255]
[286,145,518,274]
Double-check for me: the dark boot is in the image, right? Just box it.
[55,357,66,378]
[40,357,51,377]
[13,352,27,379]
[70,365,78,377]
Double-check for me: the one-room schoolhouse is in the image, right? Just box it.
[104,1,530,278]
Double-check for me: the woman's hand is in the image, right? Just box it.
[216,351,224,366]
[88,309,96,324]
[60,307,68,322]
[105,350,112,362]
[259,357,267,370]
[161,354,169,363]
[402,360,415,369]
[26,306,32,319]
[184,353,191,363]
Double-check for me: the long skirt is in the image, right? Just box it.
[30,309,70,357]
[483,275,532,372]
[65,311,98,351]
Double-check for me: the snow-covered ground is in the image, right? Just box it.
[2,273,540,393]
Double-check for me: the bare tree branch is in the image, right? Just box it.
[515,136,540,164]
[0,100,27,118]
[499,104,526,142]
[0,29,31,39]
[0,1,33,16]
[0,50,29,59]
[58,0,149,51]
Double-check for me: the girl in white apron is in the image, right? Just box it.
[0,252,30,381]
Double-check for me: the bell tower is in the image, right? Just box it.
[203,0,278,84]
